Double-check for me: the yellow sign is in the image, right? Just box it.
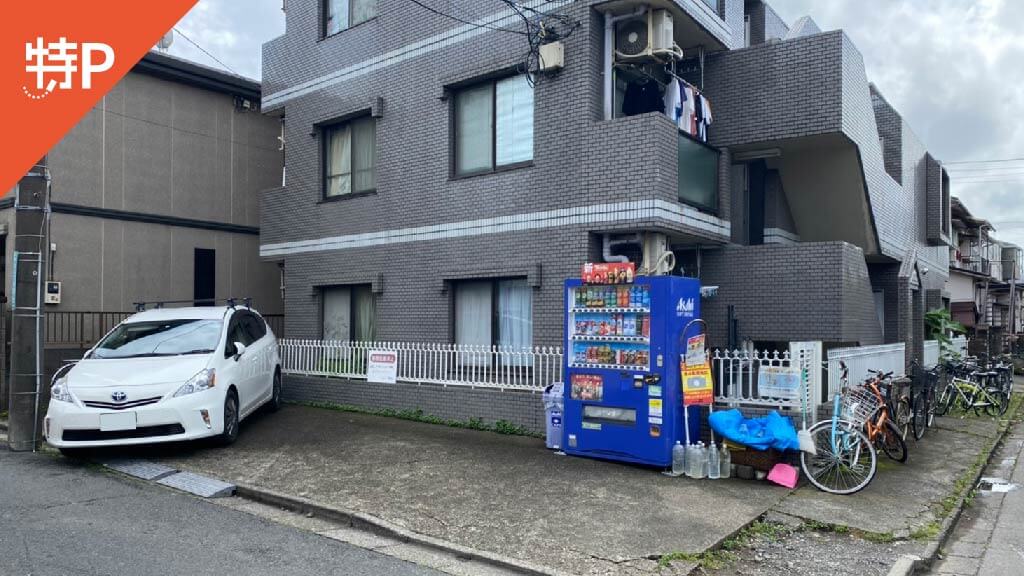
[681,361,714,406]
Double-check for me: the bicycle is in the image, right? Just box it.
[800,362,878,495]
[934,375,1007,417]
[861,370,908,463]
[885,374,913,441]
[909,361,939,441]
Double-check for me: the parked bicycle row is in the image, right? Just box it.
[800,355,1016,495]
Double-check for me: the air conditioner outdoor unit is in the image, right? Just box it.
[615,9,681,62]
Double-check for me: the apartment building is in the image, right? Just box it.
[948,197,1023,353]
[260,0,951,367]
[3,52,284,317]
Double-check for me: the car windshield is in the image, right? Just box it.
[90,319,223,359]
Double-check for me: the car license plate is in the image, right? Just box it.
[99,412,137,432]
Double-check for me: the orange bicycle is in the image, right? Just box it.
[856,370,908,463]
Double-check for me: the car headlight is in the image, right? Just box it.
[173,369,216,398]
[50,377,75,403]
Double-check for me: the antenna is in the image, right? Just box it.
[157,30,174,52]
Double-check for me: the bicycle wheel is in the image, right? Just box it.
[912,392,927,441]
[877,420,908,463]
[926,382,937,428]
[983,389,1008,417]
[800,419,877,495]
[894,398,912,440]
[934,383,953,417]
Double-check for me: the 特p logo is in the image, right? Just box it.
[23,37,114,100]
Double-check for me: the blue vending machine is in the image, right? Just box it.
[563,275,703,468]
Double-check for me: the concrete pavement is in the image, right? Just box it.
[0,449,443,576]
[929,418,1024,576]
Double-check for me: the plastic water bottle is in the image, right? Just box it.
[672,442,685,476]
[685,444,698,478]
[720,444,732,479]
[708,442,720,479]
[695,443,707,479]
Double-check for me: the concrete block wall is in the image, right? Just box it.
[699,242,882,347]
[283,374,546,433]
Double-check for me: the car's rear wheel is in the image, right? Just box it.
[267,370,282,413]
[218,390,239,446]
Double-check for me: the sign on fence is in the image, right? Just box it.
[367,350,398,384]
[756,366,802,400]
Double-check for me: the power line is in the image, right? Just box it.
[946,166,1024,174]
[945,157,1024,165]
[403,0,527,35]
[172,27,238,74]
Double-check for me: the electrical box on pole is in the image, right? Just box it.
[7,159,49,452]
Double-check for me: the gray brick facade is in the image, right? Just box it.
[261,0,952,424]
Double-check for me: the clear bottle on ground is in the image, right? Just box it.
[708,442,720,479]
[695,442,707,479]
[672,441,685,476]
[720,444,731,479]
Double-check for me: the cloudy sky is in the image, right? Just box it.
[168,0,1024,245]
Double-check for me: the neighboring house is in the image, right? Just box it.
[260,0,950,367]
[3,51,284,330]
[947,197,1000,352]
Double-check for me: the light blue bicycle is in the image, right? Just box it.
[800,362,879,495]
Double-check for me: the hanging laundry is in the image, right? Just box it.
[663,78,681,125]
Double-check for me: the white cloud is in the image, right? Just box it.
[772,0,1024,248]
[165,0,284,80]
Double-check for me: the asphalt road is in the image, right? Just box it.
[0,450,443,576]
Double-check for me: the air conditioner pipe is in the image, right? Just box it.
[603,233,642,264]
[604,7,646,121]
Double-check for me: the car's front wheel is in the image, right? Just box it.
[267,370,282,413]
[217,390,239,446]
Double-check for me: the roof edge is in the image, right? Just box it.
[135,51,261,100]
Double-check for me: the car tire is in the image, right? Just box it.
[217,390,240,446]
[267,370,283,413]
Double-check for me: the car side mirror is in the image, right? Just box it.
[233,341,247,360]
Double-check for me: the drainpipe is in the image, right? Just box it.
[603,233,641,263]
[604,7,645,120]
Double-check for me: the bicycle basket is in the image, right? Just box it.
[841,386,883,427]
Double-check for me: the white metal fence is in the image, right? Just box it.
[278,339,562,392]
[951,336,968,358]
[826,342,906,398]
[923,340,940,368]
[711,344,818,414]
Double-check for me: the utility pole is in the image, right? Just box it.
[7,159,49,452]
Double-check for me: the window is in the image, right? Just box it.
[678,134,719,212]
[322,285,376,341]
[454,279,533,365]
[324,0,377,36]
[225,314,255,358]
[454,75,533,176]
[242,312,267,342]
[91,320,223,359]
[324,116,376,198]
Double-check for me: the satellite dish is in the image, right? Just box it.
[157,31,174,52]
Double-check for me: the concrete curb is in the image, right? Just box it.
[234,483,573,576]
[885,403,1023,576]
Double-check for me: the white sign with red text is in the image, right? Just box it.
[367,350,398,384]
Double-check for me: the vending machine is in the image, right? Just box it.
[563,273,703,468]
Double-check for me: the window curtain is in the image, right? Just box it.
[351,117,376,193]
[322,287,351,341]
[455,83,494,174]
[495,75,533,166]
[326,0,348,35]
[498,279,533,365]
[351,0,377,25]
[326,124,351,197]
[352,285,376,342]
[455,281,492,366]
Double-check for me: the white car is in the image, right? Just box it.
[45,305,281,454]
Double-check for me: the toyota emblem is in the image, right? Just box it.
[111,391,127,403]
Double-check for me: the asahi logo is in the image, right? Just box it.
[676,297,695,318]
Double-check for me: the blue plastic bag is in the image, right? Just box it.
[707,409,800,452]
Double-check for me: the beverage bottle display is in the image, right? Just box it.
[708,443,720,479]
[672,442,685,476]
[642,287,650,308]
[720,444,731,479]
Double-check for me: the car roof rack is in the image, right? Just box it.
[132,297,253,312]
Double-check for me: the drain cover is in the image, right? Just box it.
[978,477,1020,493]
[157,471,236,498]
[103,460,178,481]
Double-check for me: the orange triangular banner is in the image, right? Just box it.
[1,0,199,193]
